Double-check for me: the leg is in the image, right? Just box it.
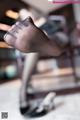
[20,52,39,114]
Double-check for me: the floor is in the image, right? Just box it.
[0,80,80,120]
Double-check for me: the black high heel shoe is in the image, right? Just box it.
[28,92,56,118]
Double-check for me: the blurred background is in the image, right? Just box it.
[0,0,80,120]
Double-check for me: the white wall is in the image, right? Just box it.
[22,0,67,14]
[73,4,80,23]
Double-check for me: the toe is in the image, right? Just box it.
[4,32,16,46]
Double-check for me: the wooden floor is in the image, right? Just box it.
[0,80,80,120]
